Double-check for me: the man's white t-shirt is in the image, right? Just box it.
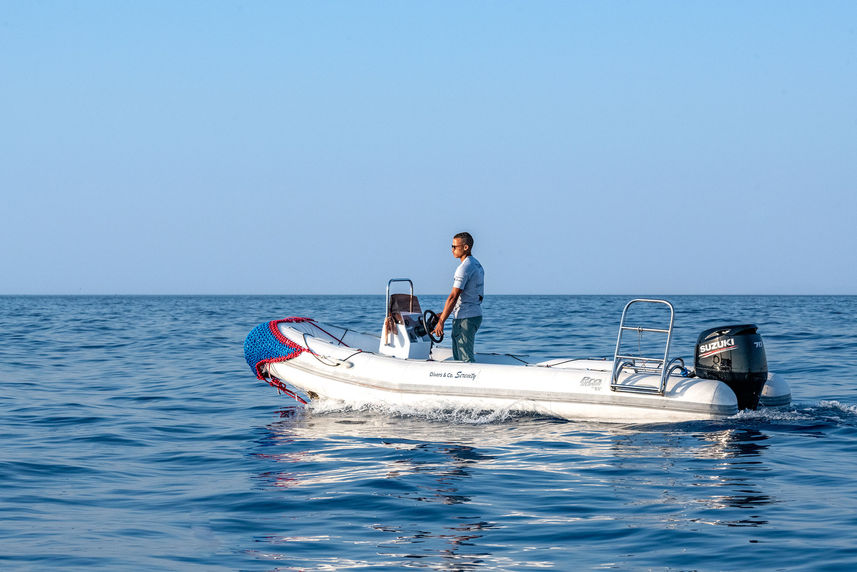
[452,256,484,319]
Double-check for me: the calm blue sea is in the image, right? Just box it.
[2,295,857,570]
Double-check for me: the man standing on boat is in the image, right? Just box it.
[432,232,484,362]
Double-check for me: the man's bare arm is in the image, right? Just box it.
[433,287,461,336]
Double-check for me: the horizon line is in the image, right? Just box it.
[2,293,855,297]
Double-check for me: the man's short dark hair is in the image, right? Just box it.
[454,232,474,248]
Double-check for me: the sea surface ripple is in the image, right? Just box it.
[2,295,857,570]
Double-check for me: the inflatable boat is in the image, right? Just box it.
[244,280,791,423]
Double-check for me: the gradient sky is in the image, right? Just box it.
[2,1,855,295]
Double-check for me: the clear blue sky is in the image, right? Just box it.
[2,1,855,295]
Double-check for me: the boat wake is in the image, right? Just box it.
[307,398,522,425]
[289,395,857,429]
[729,399,857,425]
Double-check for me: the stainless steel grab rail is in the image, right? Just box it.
[611,299,675,395]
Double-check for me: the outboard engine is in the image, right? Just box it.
[695,325,768,410]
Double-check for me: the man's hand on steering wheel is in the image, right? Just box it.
[424,310,444,343]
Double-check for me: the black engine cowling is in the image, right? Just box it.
[694,324,768,410]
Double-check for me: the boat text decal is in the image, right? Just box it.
[580,376,602,390]
[429,371,478,381]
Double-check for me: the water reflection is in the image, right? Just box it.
[247,410,782,567]
[699,428,771,458]
[248,412,557,567]
[374,519,500,569]
[606,426,777,528]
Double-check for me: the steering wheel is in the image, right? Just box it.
[423,310,444,344]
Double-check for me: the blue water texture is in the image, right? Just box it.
[2,295,857,570]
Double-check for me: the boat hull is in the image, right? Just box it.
[247,319,793,423]
[269,359,738,422]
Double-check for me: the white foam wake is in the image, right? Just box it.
[306,397,518,424]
